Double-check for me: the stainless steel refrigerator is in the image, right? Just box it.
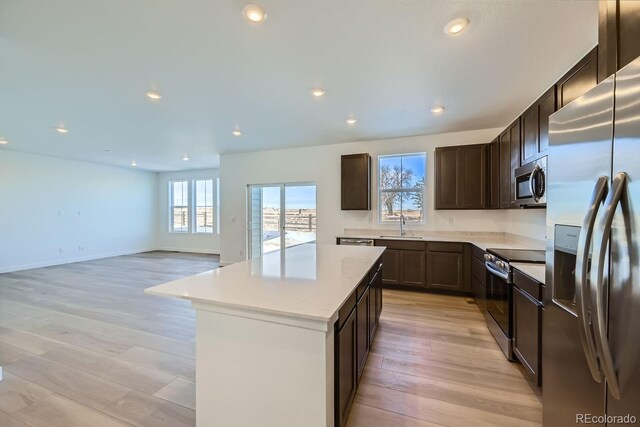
[545,55,640,426]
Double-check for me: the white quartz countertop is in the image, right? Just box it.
[145,244,385,322]
[338,229,545,251]
[511,262,546,284]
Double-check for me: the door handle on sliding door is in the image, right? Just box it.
[576,176,608,383]
[591,172,627,400]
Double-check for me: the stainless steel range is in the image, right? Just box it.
[484,248,545,360]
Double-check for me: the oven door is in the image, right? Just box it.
[486,267,512,338]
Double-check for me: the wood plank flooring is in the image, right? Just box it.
[0,252,542,426]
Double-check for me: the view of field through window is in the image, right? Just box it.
[379,153,426,222]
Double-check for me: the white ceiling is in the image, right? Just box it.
[0,0,598,171]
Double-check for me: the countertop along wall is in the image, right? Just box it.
[156,169,220,254]
[220,127,547,265]
[0,150,158,273]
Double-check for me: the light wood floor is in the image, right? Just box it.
[0,252,542,427]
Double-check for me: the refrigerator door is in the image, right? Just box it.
[606,55,640,419]
[544,75,615,426]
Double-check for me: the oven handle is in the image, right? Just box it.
[485,262,510,281]
[590,172,626,400]
[575,175,608,384]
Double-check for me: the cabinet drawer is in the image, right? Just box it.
[375,239,426,251]
[513,269,543,302]
[428,242,464,253]
[338,291,356,330]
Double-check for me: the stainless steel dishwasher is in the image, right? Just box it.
[338,238,374,246]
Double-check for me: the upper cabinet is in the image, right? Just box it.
[499,119,521,209]
[521,86,557,165]
[557,47,598,109]
[599,1,640,82]
[341,153,371,210]
[435,144,487,210]
[488,138,500,209]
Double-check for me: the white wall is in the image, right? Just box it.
[0,150,158,273]
[220,128,546,264]
[157,169,220,254]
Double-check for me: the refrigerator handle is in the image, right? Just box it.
[591,172,627,400]
[575,176,608,383]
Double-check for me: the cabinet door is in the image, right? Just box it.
[400,250,426,287]
[488,139,500,209]
[538,86,556,154]
[521,103,539,165]
[435,146,460,209]
[461,144,487,209]
[509,119,521,207]
[356,287,370,381]
[426,250,464,291]
[472,276,486,313]
[381,249,400,285]
[499,128,511,209]
[341,154,371,210]
[513,286,542,386]
[368,273,378,344]
[336,309,357,427]
[557,47,598,109]
[375,266,383,320]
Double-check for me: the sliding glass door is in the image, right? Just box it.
[248,183,316,259]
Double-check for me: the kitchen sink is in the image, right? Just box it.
[379,235,423,239]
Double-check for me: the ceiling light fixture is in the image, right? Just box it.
[146,90,162,100]
[56,125,69,134]
[242,4,267,23]
[131,160,138,167]
[182,154,190,161]
[232,129,242,136]
[0,137,8,145]
[311,88,326,97]
[430,106,445,114]
[346,118,358,125]
[444,17,469,35]
[103,149,112,153]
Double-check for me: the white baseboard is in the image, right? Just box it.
[156,247,221,255]
[0,247,157,274]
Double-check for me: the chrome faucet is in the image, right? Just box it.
[400,214,406,236]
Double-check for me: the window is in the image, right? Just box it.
[170,180,189,232]
[378,153,426,222]
[194,179,214,233]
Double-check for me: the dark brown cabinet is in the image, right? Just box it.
[356,287,369,381]
[426,242,471,293]
[341,153,371,210]
[434,144,487,210]
[335,308,356,427]
[488,139,500,209]
[471,245,487,313]
[499,119,521,209]
[509,119,521,206]
[521,87,556,164]
[599,1,640,82]
[557,47,598,109]
[513,269,544,387]
[334,260,382,427]
[375,240,426,288]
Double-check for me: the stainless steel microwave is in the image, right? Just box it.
[514,156,546,207]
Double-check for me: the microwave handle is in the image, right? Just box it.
[529,165,542,202]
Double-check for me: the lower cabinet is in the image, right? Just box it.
[425,243,471,292]
[375,240,426,288]
[513,270,544,387]
[335,259,382,427]
[471,245,487,313]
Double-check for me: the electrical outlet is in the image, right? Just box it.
[231,217,237,223]
[58,248,64,253]
[58,210,64,217]
[447,217,454,225]
[77,211,82,217]
[78,246,85,252]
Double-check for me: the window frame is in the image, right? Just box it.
[377,152,427,224]
[169,180,190,233]
[193,178,215,234]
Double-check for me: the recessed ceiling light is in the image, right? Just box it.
[243,4,267,23]
[182,154,190,161]
[146,91,162,100]
[431,106,445,114]
[0,137,8,145]
[131,160,138,167]
[444,17,469,35]
[56,125,69,134]
[232,130,242,136]
[346,118,358,125]
[311,88,326,97]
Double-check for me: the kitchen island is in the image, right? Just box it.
[145,243,385,427]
